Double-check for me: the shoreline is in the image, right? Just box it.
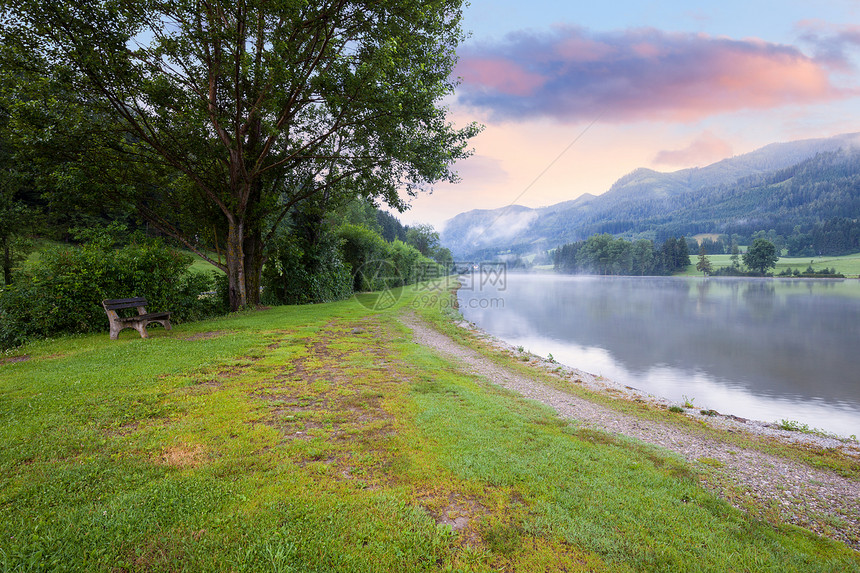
[405,303,860,550]
[450,274,860,444]
[449,313,860,453]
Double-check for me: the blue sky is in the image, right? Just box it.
[398,0,860,228]
[465,0,856,42]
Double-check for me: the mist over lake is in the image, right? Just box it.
[457,274,860,438]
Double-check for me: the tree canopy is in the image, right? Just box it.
[405,223,440,258]
[3,0,479,309]
[553,234,689,276]
[743,238,779,275]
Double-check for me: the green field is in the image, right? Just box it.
[22,240,224,277]
[187,250,226,276]
[681,252,860,277]
[1,284,858,571]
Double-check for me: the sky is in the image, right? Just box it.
[395,0,860,229]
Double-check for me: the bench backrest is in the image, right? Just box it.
[103,297,149,311]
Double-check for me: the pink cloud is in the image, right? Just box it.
[456,27,854,123]
[455,57,545,97]
[631,42,662,59]
[652,132,733,167]
[653,43,836,120]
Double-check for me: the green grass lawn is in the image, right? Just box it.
[23,240,224,277]
[681,252,860,277]
[184,250,226,276]
[1,285,858,571]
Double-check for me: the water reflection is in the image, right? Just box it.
[458,275,860,438]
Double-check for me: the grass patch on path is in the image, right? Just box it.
[1,286,858,571]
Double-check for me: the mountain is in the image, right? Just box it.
[441,133,860,258]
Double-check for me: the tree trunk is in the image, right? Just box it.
[225,216,266,310]
[226,218,247,311]
[243,225,264,307]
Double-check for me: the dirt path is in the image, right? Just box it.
[400,313,860,550]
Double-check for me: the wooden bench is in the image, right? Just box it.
[102,297,172,340]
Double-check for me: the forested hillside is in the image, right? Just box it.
[607,150,860,244]
[442,133,860,259]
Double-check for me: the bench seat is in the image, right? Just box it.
[102,297,172,340]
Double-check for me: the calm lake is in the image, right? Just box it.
[456,274,860,438]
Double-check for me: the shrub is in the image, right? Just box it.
[261,227,352,306]
[335,223,445,294]
[0,228,224,348]
[710,266,756,277]
[386,239,425,286]
[336,223,390,291]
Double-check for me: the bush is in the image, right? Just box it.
[261,228,352,306]
[710,266,756,277]
[262,218,443,307]
[331,222,446,295]
[336,223,390,291]
[386,239,425,286]
[0,229,225,349]
[777,266,845,278]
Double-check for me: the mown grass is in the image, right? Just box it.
[1,284,859,571]
[680,252,860,277]
[186,250,226,276]
[772,252,860,277]
[416,293,860,481]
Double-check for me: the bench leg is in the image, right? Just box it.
[107,318,170,340]
[134,322,149,339]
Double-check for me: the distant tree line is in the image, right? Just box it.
[784,217,860,256]
[703,222,860,258]
[613,217,860,260]
[639,218,860,258]
[777,265,845,278]
[553,234,691,275]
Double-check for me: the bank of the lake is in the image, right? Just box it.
[677,251,860,278]
[408,309,860,550]
[1,283,858,571]
[458,273,860,439]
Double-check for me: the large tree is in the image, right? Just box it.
[743,238,779,275]
[3,0,479,309]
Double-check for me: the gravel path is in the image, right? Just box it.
[400,313,860,550]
